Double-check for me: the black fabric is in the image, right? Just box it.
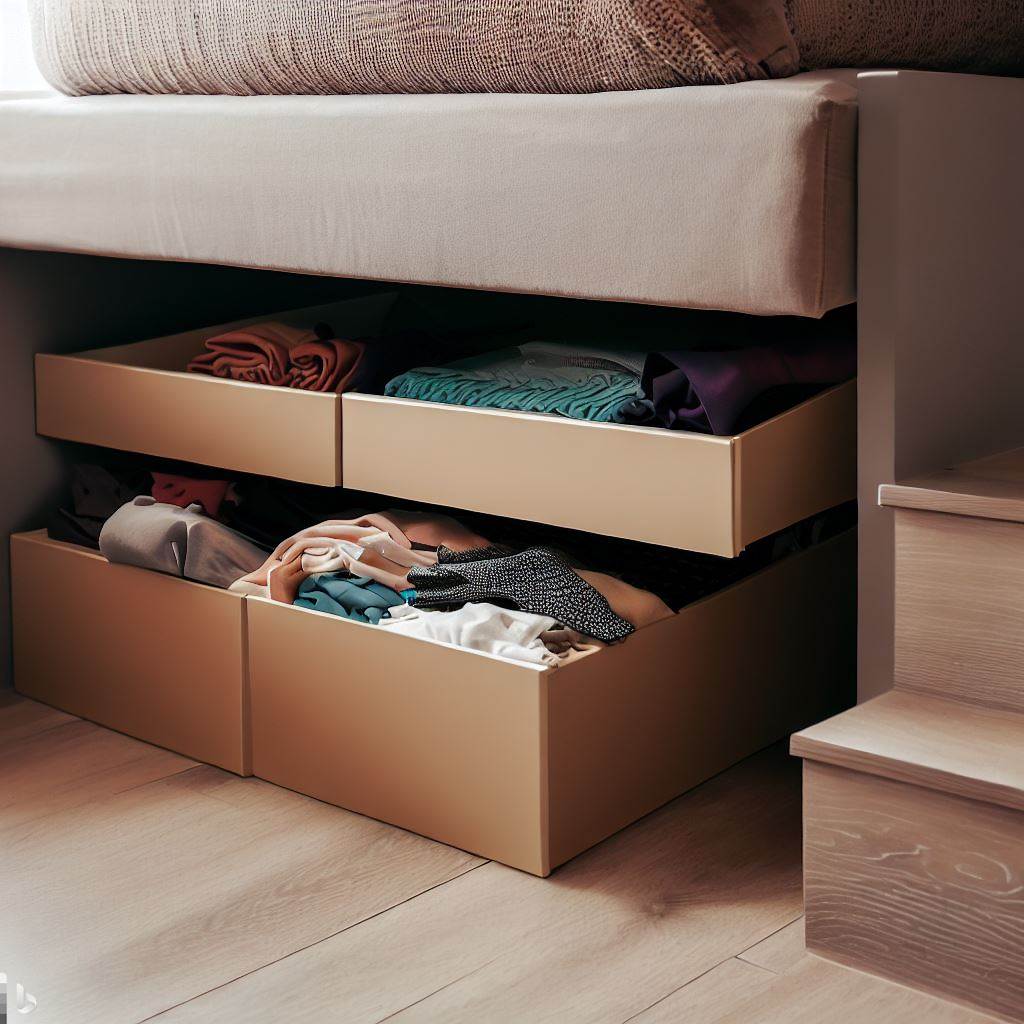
[409,545,635,642]
[47,463,152,550]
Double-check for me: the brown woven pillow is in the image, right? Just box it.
[788,0,1024,75]
[30,0,798,97]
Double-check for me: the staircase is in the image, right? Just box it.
[792,446,1024,1023]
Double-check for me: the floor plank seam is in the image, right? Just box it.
[4,714,84,743]
[370,956,503,1024]
[135,858,492,1023]
[109,761,203,798]
[734,914,803,971]
[618,951,778,1024]
[0,763,204,839]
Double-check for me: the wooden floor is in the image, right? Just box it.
[0,693,1001,1024]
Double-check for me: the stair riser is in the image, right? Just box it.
[895,507,1024,713]
[804,761,1024,1023]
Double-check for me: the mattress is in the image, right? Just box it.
[0,71,858,317]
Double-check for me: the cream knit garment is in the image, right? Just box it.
[29,0,797,96]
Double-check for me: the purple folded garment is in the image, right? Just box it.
[639,335,855,435]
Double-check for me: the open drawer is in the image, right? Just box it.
[10,531,250,774]
[249,529,855,875]
[341,382,856,556]
[34,293,394,486]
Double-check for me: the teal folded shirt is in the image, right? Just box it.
[294,574,404,623]
[385,341,655,423]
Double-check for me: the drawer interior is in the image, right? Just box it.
[34,292,397,486]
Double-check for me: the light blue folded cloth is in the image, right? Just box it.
[294,574,404,624]
[385,341,655,423]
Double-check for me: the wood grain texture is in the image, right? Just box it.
[0,690,77,742]
[893,508,1024,712]
[880,445,1024,524]
[803,762,1024,1023]
[738,918,806,974]
[715,954,1002,1024]
[791,690,1024,813]
[153,748,805,1024]
[0,717,194,832]
[0,764,481,1024]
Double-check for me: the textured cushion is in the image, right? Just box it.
[0,72,858,317]
[789,0,1024,75]
[29,0,798,97]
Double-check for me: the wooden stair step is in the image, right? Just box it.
[791,690,1024,813]
[794,691,1024,1022]
[880,445,1024,524]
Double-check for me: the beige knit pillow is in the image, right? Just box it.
[29,0,798,97]
[788,0,1024,75]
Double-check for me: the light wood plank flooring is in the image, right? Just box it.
[0,695,1001,1024]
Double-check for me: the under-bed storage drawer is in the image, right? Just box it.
[249,530,854,875]
[10,531,250,774]
[34,294,393,486]
[341,382,855,556]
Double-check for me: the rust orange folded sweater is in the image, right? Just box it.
[188,321,316,386]
[288,338,367,392]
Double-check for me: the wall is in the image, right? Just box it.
[857,71,1024,700]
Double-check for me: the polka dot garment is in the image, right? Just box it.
[408,546,634,643]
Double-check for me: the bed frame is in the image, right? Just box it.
[1,70,1023,702]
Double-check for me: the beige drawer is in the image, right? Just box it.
[249,530,855,875]
[341,381,856,556]
[10,531,250,774]
[34,294,393,486]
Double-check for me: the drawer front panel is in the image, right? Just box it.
[11,531,250,774]
[250,532,855,874]
[343,382,855,557]
[248,598,549,875]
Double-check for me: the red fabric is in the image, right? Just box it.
[288,338,367,393]
[187,322,318,386]
[151,473,231,516]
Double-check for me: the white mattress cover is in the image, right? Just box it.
[0,71,858,317]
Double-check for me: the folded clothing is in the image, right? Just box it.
[99,496,267,588]
[635,334,856,435]
[385,341,654,424]
[287,337,367,393]
[187,321,324,387]
[379,602,561,667]
[186,300,457,396]
[294,574,405,624]
[408,545,634,643]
